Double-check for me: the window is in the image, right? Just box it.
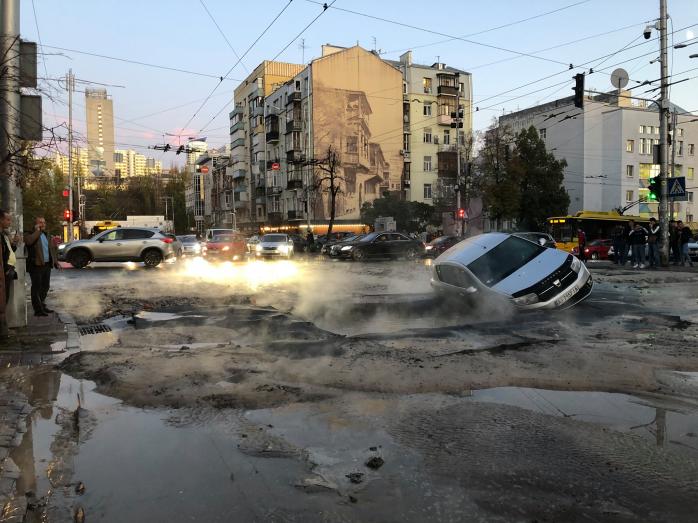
[639,163,659,179]
[626,165,634,177]
[423,103,432,116]
[678,128,684,137]
[423,128,432,143]
[403,133,410,151]
[626,139,634,153]
[678,141,684,155]
[654,126,660,134]
[689,144,695,155]
[626,190,634,202]
[423,77,432,94]
[443,130,450,145]
[539,128,546,139]
[688,167,695,179]
[688,192,694,203]
[423,183,432,199]
[688,214,694,223]
[101,229,122,241]
[424,156,432,171]
[639,125,645,134]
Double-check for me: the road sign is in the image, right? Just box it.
[668,176,686,201]
[200,165,209,173]
[271,162,280,171]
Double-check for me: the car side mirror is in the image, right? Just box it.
[538,238,546,246]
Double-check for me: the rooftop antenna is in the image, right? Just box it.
[299,38,307,64]
[372,36,377,51]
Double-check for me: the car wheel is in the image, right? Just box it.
[404,248,418,260]
[591,252,599,260]
[68,249,90,269]
[352,248,366,261]
[142,249,163,268]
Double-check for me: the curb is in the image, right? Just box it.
[58,311,81,352]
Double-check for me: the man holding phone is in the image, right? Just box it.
[24,216,60,316]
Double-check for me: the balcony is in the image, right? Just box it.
[438,144,457,153]
[252,106,264,117]
[287,178,303,190]
[285,119,302,134]
[265,129,279,143]
[438,114,452,125]
[287,150,304,164]
[232,169,246,180]
[230,120,244,134]
[255,185,266,198]
[402,179,411,188]
[287,210,303,220]
[402,150,411,162]
[231,137,245,149]
[233,197,248,209]
[286,91,302,105]
[266,186,283,196]
[231,105,243,117]
[267,212,283,225]
[437,84,458,97]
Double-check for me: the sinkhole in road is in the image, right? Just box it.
[9,367,698,522]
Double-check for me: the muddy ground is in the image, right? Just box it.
[4,259,698,521]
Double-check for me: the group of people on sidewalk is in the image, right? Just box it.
[609,219,694,269]
[0,212,60,339]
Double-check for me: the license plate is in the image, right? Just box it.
[555,283,580,306]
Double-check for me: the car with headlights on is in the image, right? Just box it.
[337,232,425,261]
[177,235,202,256]
[327,234,366,258]
[424,235,463,258]
[431,232,592,310]
[255,233,295,258]
[58,227,175,268]
[202,233,247,261]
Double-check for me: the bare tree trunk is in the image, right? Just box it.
[327,186,337,237]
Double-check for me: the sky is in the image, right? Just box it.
[19,0,698,165]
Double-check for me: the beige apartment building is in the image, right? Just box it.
[114,149,163,180]
[85,88,115,181]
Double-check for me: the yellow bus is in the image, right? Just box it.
[547,211,648,253]
[92,220,121,236]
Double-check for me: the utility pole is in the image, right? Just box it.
[454,72,463,236]
[67,69,75,240]
[670,109,677,219]
[658,0,670,264]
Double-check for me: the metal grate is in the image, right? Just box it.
[78,324,112,336]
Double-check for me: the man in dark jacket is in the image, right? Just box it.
[647,217,660,269]
[678,220,694,267]
[628,222,648,269]
[669,220,680,264]
[612,224,627,265]
[24,216,60,316]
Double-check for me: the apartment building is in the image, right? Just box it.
[229,61,305,231]
[113,149,163,180]
[499,93,698,224]
[255,45,403,231]
[85,88,115,180]
[385,51,473,205]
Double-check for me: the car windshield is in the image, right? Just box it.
[467,236,546,287]
[359,232,380,242]
[212,235,236,242]
[342,234,362,242]
[262,234,287,242]
[178,235,198,243]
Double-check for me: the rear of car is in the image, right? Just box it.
[424,236,462,258]
[202,234,247,261]
[431,233,592,310]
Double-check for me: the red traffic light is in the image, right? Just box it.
[62,188,70,197]
[457,208,465,219]
[63,209,72,221]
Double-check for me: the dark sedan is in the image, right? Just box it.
[424,235,463,258]
[336,232,425,261]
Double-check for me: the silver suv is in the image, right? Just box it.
[59,227,175,268]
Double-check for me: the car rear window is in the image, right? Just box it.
[262,234,287,242]
[467,236,545,287]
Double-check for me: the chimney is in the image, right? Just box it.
[399,51,412,66]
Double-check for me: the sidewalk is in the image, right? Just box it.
[588,260,698,273]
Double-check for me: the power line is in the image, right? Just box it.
[176,0,295,138]
[304,0,570,66]
[199,0,250,74]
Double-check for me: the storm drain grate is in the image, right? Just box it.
[78,324,112,336]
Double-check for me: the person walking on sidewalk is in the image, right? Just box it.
[647,217,661,269]
[24,216,60,317]
[629,222,648,269]
[678,220,694,267]
[577,228,587,262]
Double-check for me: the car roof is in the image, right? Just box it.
[436,232,510,266]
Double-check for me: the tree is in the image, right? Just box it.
[360,193,436,232]
[311,145,343,237]
[510,126,569,231]
[21,158,66,233]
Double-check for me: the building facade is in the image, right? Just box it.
[499,93,698,225]
[386,51,473,205]
[85,88,115,181]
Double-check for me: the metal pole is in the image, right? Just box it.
[67,70,74,241]
[670,109,677,219]
[455,73,462,236]
[0,0,20,211]
[658,0,670,264]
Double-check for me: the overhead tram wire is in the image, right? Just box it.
[199,0,250,74]
[176,0,295,138]
[198,0,337,134]
[305,0,570,67]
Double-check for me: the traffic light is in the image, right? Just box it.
[457,208,465,219]
[176,145,185,155]
[63,209,72,221]
[647,177,660,201]
[573,73,585,109]
[62,187,69,197]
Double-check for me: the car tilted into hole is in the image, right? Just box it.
[431,232,592,310]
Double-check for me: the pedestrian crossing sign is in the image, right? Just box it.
[668,176,686,201]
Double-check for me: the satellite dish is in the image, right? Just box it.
[611,68,629,89]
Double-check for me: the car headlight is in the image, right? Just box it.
[571,256,582,272]
[341,245,353,251]
[222,246,230,251]
[193,244,201,252]
[58,244,66,251]
[425,245,433,250]
[513,292,539,306]
[256,244,262,252]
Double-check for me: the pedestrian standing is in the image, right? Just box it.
[678,220,694,267]
[629,222,648,269]
[647,217,660,269]
[0,210,18,308]
[612,224,626,265]
[24,216,60,317]
[306,229,314,253]
[577,228,587,262]
[669,220,680,264]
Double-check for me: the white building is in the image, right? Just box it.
[499,93,697,225]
